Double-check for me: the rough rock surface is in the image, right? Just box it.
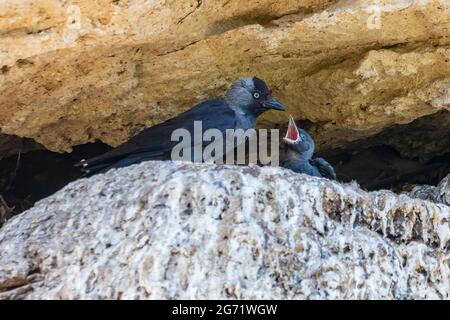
[1,0,449,154]
[408,174,450,205]
[0,161,449,299]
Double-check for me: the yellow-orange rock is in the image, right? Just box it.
[0,0,449,153]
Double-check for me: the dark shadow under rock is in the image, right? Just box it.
[0,142,111,215]
[0,195,13,228]
[0,133,44,159]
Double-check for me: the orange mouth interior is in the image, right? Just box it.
[285,116,299,142]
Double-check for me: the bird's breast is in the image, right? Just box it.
[235,113,257,131]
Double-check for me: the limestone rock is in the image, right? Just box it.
[0,0,449,154]
[0,161,449,299]
[408,174,450,206]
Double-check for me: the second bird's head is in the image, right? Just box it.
[283,116,315,159]
[224,77,285,116]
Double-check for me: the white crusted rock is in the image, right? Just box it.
[408,175,450,206]
[0,161,449,299]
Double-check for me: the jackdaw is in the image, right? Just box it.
[77,77,284,175]
[282,116,336,180]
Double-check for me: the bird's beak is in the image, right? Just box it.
[263,96,285,111]
[283,115,300,144]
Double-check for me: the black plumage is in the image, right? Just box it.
[77,77,284,175]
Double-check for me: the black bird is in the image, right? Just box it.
[77,77,285,175]
[282,116,336,180]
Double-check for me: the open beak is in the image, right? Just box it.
[283,115,300,144]
[262,96,285,111]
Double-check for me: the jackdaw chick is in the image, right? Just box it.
[282,116,336,180]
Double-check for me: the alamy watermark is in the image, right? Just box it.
[366,0,430,30]
[170,121,280,166]
[366,0,382,30]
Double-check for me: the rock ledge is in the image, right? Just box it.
[0,161,449,299]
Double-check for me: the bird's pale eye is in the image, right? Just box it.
[253,92,260,99]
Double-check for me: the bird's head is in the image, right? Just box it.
[283,115,315,160]
[224,77,285,116]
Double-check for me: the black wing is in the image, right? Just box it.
[78,98,236,169]
[310,157,337,180]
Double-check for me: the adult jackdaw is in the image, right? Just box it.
[77,77,284,175]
